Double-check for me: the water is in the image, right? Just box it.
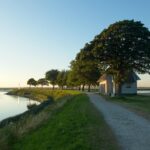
[138,90,150,94]
[0,91,40,121]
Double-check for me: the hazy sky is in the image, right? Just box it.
[0,0,150,87]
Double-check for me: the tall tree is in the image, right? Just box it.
[27,78,37,87]
[70,43,100,91]
[69,60,85,90]
[37,78,48,87]
[45,69,59,89]
[67,70,81,90]
[93,20,150,95]
[57,70,68,89]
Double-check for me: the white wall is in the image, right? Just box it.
[99,79,113,95]
[99,81,107,94]
[99,79,138,95]
[121,82,137,94]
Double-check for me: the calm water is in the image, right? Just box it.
[0,91,40,121]
[138,90,150,94]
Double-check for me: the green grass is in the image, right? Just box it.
[106,95,150,116]
[13,94,119,150]
[8,88,80,102]
[0,97,69,150]
[0,89,80,150]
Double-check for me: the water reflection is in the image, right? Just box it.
[0,91,40,121]
[138,90,150,94]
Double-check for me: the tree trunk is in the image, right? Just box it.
[88,85,91,92]
[78,86,81,91]
[82,85,85,91]
[116,82,122,96]
[115,71,124,96]
[53,85,55,90]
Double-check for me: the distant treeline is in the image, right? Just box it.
[27,69,99,92]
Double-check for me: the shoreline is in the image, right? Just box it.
[0,89,79,128]
[0,90,48,125]
[0,98,52,128]
[6,90,48,102]
[0,89,120,150]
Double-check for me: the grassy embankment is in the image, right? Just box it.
[7,88,80,102]
[0,89,119,150]
[105,94,150,118]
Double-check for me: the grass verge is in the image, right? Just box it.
[105,94,150,118]
[13,94,119,150]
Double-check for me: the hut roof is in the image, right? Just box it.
[98,72,140,83]
[125,72,140,83]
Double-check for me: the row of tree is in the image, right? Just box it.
[27,70,69,89]
[27,20,150,95]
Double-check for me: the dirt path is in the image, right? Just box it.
[87,93,150,150]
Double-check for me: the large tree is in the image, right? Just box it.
[93,20,150,95]
[27,78,37,87]
[45,69,59,89]
[57,70,68,89]
[67,70,81,89]
[71,43,100,91]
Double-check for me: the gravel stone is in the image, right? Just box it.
[87,93,150,150]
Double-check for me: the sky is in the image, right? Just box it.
[0,0,150,87]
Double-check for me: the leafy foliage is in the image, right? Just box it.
[70,43,100,91]
[57,70,68,89]
[27,78,37,87]
[92,20,150,94]
[37,78,48,87]
[45,69,59,89]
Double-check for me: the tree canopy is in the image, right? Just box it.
[27,78,37,87]
[70,43,100,91]
[67,70,80,88]
[92,20,150,94]
[57,70,68,89]
[45,69,59,89]
[37,78,48,87]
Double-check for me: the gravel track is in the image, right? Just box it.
[87,93,150,150]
